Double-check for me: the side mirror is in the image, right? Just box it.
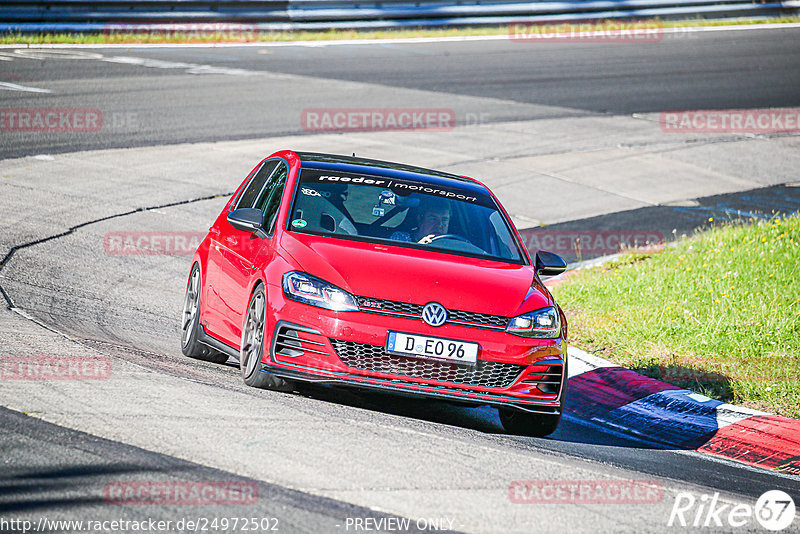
[535,250,567,276]
[227,208,267,238]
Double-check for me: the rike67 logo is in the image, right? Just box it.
[669,490,795,531]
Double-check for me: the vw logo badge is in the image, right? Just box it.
[422,302,448,327]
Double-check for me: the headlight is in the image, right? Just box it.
[282,271,358,312]
[506,306,561,338]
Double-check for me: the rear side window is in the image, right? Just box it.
[236,160,280,209]
[254,163,288,236]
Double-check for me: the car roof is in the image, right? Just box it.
[295,152,487,196]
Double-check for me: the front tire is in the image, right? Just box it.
[499,409,561,437]
[240,284,292,391]
[181,263,229,364]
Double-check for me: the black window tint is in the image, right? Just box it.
[236,160,279,209]
[290,168,524,263]
[254,163,288,236]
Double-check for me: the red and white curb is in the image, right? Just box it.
[564,344,800,475]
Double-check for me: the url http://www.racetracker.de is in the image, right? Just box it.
[0,516,280,533]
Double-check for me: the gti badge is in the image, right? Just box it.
[422,302,448,327]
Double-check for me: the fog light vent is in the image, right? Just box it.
[272,323,327,360]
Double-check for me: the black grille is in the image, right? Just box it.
[520,365,563,394]
[330,340,525,389]
[273,324,328,360]
[448,309,508,328]
[355,296,509,330]
[356,297,422,316]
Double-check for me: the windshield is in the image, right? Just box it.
[288,167,526,264]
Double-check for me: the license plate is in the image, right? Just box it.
[386,332,478,365]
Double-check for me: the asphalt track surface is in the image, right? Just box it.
[1,27,799,158]
[1,27,800,533]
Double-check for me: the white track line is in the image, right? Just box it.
[0,81,52,93]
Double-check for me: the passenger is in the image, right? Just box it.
[391,197,451,244]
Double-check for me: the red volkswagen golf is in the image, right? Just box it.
[181,150,568,436]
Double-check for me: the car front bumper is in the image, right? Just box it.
[261,284,567,413]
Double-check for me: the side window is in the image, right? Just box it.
[253,163,288,236]
[235,160,279,209]
[488,210,518,260]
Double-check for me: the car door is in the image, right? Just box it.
[204,159,277,346]
[206,160,288,348]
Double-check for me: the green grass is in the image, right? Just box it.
[0,27,505,45]
[553,214,800,418]
[1,17,799,45]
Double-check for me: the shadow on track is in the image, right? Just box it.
[522,183,800,264]
[286,381,666,450]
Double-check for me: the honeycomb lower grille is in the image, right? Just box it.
[330,339,525,389]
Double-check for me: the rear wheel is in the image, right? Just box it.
[181,264,229,364]
[240,284,292,391]
[499,409,561,437]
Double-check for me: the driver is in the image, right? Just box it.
[391,197,451,244]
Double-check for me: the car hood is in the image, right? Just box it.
[280,233,550,317]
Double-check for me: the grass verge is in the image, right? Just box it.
[1,17,799,45]
[552,214,800,419]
